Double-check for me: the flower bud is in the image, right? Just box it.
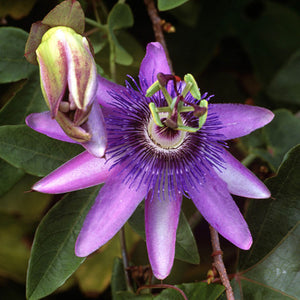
[36,26,99,142]
[36,26,97,117]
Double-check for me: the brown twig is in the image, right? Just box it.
[209,225,235,300]
[143,0,173,73]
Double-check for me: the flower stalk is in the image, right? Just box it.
[210,225,235,300]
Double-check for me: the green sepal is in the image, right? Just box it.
[55,111,91,142]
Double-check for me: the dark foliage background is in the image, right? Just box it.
[0,0,299,299]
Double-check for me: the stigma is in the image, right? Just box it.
[146,73,208,133]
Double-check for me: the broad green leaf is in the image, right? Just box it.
[26,186,101,300]
[0,0,37,20]
[0,27,36,83]
[266,48,300,106]
[111,258,127,300]
[158,0,189,11]
[0,159,24,197]
[239,145,300,269]
[108,3,134,66]
[0,71,47,126]
[0,213,32,282]
[129,202,200,264]
[155,282,225,300]
[0,125,82,177]
[233,223,300,299]
[76,225,140,295]
[42,0,85,34]
[0,175,50,222]
[108,3,134,31]
[236,2,300,84]
[89,31,108,54]
[112,33,134,66]
[25,22,50,65]
[242,110,300,171]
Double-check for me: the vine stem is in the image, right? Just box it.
[119,228,134,292]
[143,0,173,73]
[209,225,235,300]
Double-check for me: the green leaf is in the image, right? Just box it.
[25,22,50,65]
[0,159,24,197]
[234,222,300,299]
[75,225,140,295]
[111,258,127,300]
[42,0,85,34]
[236,2,300,84]
[266,48,300,106]
[245,110,300,171]
[108,3,134,31]
[129,203,200,264]
[0,71,47,126]
[112,33,133,66]
[26,186,101,300]
[158,0,189,11]
[108,3,134,66]
[239,145,300,269]
[0,27,36,83]
[175,211,200,264]
[0,125,82,177]
[155,282,225,300]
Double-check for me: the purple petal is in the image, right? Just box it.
[96,75,127,108]
[186,172,252,250]
[215,150,271,199]
[33,151,117,194]
[145,189,182,280]
[75,177,147,257]
[139,42,171,93]
[81,102,107,157]
[26,112,76,143]
[209,104,274,140]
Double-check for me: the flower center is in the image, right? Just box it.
[147,112,187,149]
[146,73,209,133]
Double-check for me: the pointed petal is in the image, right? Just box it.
[33,151,117,194]
[36,32,67,116]
[145,189,182,280]
[186,172,252,250]
[66,35,98,109]
[75,177,147,257]
[139,42,171,93]
[215,150,271,199]
[26,112,76,143]
[209,104,274,140]
[81,102,107,157]
[96,75,128,108]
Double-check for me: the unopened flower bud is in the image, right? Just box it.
[36,26,97,118]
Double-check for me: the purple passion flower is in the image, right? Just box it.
[26,42,274,280]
